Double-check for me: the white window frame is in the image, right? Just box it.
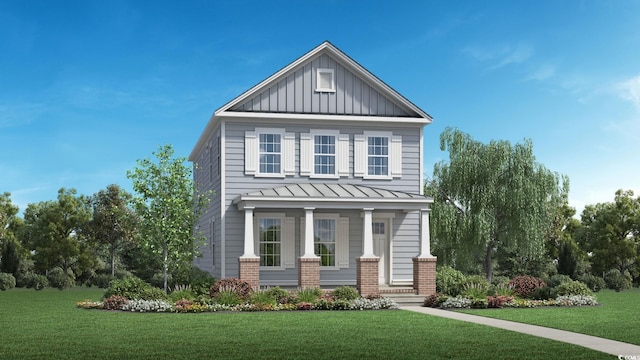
[301,213,349,270]
[315,68,335,93]
[301,130,349,178]
[245,128,295,178]
[254,213,295,270]
[355,131,402,179]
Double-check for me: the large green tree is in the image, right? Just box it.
[0,193,24,276]
[426,128,568,282]
[127,144,210,292]
[21,188,93,274]
[90,184,138,276]
[577,189,639,277]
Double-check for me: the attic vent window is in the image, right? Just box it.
[316,68,335,92]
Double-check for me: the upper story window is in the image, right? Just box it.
[301,130,348,178]
[367,136,389,176]
[259,133,281,174]
[314,135,335,175]
[316,68,335,92]
[355,131,403,179]
[245,128,295,178]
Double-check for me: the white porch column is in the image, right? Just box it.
[302,207,319,258]
[418,208,435,258]
[240,207,258,259]
[361,208,377,258]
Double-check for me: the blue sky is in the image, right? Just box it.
[2,0,639,215]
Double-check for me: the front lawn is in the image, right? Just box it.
[0,288,612,359]
[461,288,640,345]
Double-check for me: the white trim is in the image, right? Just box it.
[315,68,336,92]
[254,212,290,270]
[373,213,395,285]
[218,111,431,125]
[420,129,424,195]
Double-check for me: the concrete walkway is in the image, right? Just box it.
[401,305,640,357]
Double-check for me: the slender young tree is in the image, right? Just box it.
[127,144,210,292]
[426,128,568,282]
[90,184,138,276]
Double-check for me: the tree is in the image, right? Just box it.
[90,184,138,276]
[577,189,639,278]
[0,193,23,276]
[21,188,93,274]
[426,128,568,282]
[127,144,210,292]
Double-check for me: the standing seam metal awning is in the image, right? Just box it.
[233,183,433,211]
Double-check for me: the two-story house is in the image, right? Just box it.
[190,41,436,296]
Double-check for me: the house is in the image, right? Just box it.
[189,41,436,296]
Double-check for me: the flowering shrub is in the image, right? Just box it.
[0,272,16,291]
[209,278,253,300]
[487,295,514,308]
[553,280,593,297]
[331,286,360,301]
[296,302,314,310]
[554,295,598,306]
[103,295,128,310]
[423,293,440,308]
[350,297,398,310]
[440,296,472,309]
[509,275,546,298]
[76,300,103,309]
[122,299,172,312]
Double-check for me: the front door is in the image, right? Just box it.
[372,220,389,285]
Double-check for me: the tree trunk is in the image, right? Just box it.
[163,245,168,293]
[110,242,116,277]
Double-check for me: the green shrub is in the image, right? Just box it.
[577,274,606,292]
[295,287,322,303]
[249,291,277,306]
[603,269,632,292]
[104,276,168,300]
[214,289,243,305]
[436,266,466,296]
[209,278,253,300]
[188,267,217,296]
[23,273,48,290]
[264,286,290,303]
[0,272,16,290]
[151,272,174,290]
[508,275,546,298]
[546,274,572,289]
[331,286,360,301]
[491,275,510,287]
[470,298,488,309]
[489,283,515,297]
[93,274,116,289]
[553,280,593,296]
[47,267,75,290]
[462,275,490,298]
[170,288,195,302]
[530,286,554,300]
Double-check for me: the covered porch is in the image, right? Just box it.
[233,183,437,297]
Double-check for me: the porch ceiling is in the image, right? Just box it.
[233,183,433,211]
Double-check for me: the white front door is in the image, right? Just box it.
[372,220,389,285]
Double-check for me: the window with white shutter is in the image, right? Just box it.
[245,128,294,177]
[301,130,349,178]
[355,131,402,179]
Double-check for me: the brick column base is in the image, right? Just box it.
[413,257,437,295]
[298,257,320,289]
[238,257,260,290]
[357,257,379,297]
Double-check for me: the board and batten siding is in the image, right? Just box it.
[231,53,411,117]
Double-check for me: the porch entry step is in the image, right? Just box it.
[379,286,416,294]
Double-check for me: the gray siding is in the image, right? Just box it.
[231,53,411,117]
[221,120,423,284]
[193,126,223,279]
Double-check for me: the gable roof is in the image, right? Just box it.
[216,41,432,120]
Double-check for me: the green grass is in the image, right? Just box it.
[0,288,612,360]
[461,288,640,345]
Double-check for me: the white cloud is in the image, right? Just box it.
[463,43,534,70]
[617,75,640,108]
[526,63,557,81]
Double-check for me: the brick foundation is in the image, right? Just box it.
[298,257,320,289]
[238,257,260,290]
[413,257,437,295]
[357,257,380,297]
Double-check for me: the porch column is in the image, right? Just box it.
[298,207,320,288]
[413,208,436,295]
[357,208,379,297]
[239,206,259,289]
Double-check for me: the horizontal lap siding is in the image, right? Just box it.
[233,53,411,117]
[392,212,420,281]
